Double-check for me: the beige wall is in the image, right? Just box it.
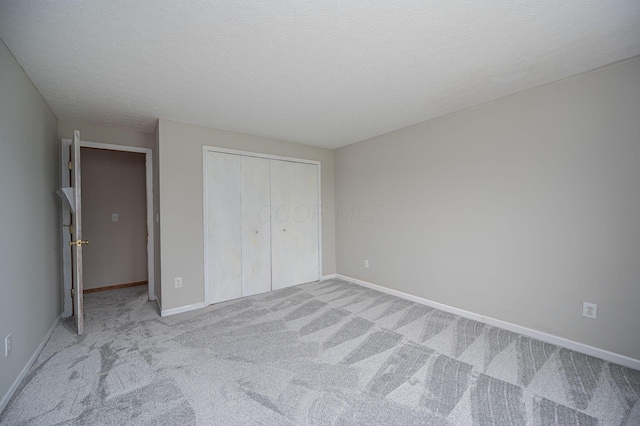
[0,40,59,405]
[81,148,147,289]
[158,119,336,311]
[59,120,154,149]
[335,56,640,360]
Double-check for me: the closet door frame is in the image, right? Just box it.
[202,146,322,306]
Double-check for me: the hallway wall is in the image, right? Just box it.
[81,148,147,290]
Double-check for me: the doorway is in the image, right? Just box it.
[60,139,155,319]
[81,148,147,293]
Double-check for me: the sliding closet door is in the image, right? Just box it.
[271,160,320,289]
[205,152,242,304]
[241,156,271,296]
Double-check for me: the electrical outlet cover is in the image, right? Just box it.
[583,302,597,319]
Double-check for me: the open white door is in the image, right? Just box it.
[70,130,88,335]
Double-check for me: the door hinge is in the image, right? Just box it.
[68,161,72,170]
[71,288,75,298]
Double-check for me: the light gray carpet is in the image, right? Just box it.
[1,279,638,425]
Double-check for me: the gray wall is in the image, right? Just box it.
[335,56,640,360]
[81,148,147,289]
[0,40,59,405]
[158,119,335,311]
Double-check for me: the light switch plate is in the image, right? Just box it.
[112,213,118,222]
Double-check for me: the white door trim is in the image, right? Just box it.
[203,145,322,306]
[61,139,156,302]
[203,146,321,165]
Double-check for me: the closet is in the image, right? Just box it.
[204,148,320,305]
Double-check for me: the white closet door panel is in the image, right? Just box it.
[271,160,319,289]
[206,152,242,304]
[241,156,271,297]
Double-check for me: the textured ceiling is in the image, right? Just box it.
[1,1,639,149]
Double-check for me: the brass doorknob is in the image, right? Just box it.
[69,240,89,247]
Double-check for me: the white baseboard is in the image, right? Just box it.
[161,302,205,317]
[336,274,640,371]
[321,274,337,281]
[0,314,61,414]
